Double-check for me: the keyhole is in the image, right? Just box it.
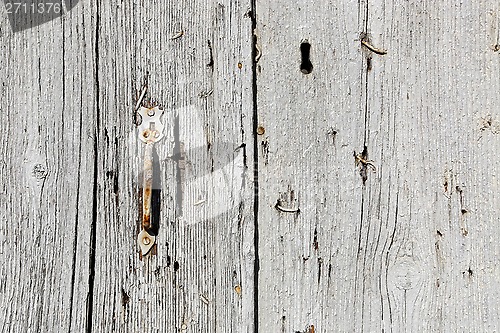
[300,41,313,74]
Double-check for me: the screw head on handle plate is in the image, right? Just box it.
[137,229,156,256]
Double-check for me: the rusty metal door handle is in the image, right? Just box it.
[136,105,165,256]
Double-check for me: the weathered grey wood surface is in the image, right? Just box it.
[2,0,500,332]
[91,0,254,332]
[1,0,255,332]
[0,2,96,332]
[256,0,500,332]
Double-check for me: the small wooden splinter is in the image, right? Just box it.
[354,152,377,172]
[361,40,387,55]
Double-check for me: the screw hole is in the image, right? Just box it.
[300,41,313,74]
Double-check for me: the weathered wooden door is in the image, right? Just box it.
[2,0,500,332]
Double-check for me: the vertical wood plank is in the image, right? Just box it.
[256,0,500,332]
[365,0,500,331]
[91,1,254,332]
[255,1,365,332]
[0,2,96,332]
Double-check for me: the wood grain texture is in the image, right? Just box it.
[256,0,500,332]
[366,0,500,331]
[91,0,254,332]
[0,2,96,332]
[255,1,366,332]
[3,0,500,332]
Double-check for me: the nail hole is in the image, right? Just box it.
[300,41,313,74]
[257,125,265,135]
